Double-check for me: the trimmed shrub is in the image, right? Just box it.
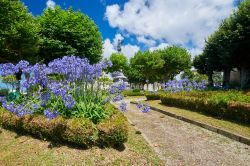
[0,106,128,147]
[97,111,128,146]
[132,89,141,93]
[122,90,144,96]
[160,92,250,123]
[145,93,161,100]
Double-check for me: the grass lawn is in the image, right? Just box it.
[141,99,250,138]
[0,125,163,166]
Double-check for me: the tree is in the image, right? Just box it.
[181,69,208,83]
[0,0,40,63]
[130,51,165,84]
[38,6,102,63]
[196,0,250,88]
[156,46,192,81]
[108,53,128,73]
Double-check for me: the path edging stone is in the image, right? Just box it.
[130,101,250,146]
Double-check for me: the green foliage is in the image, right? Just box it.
[160,90,250,123]
[38,6,103,63]
[108,53,128,73]
[156,46,192,81]
[196,0,250,85]
[122,90,144,97]
[181,70,208,83]
[145,93,161,100]
[0,0,40,63]
[130,51,165,83]
[0,105,128,147]
[132,89,140,93]
[97,110,128,146]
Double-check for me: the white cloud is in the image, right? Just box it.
[103,34,139,59]
[188,47,203,59]
[105,0,234,56]
[121,44,140,59]
[137,36,156,46]
[149,43,169,52]
[46,0,56,9]
[103,39,116,58]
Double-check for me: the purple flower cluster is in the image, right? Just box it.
[109,81,126,94]
[112,94,124,102]
[44,109,60,120]
[2,101,33,117]
[136,103,150,113]
[48,56,112,82]
[119,102,127,112]
[162,78,206,93]
[0,60,30,76]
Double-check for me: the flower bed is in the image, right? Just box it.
[0,56,130,147]
[160,91,250,123]
[0,104,128,147]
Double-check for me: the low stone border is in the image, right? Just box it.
[130,101,250,146]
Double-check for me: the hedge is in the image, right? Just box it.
[145,93,161,100]
[122,89,144,97]
[0,107,128,147]
[160,93,250,123]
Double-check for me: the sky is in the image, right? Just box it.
[20,0,241,60]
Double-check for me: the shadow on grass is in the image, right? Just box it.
[8,128,126,151]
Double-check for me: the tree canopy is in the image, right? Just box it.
[38,6,103,63]
[0,0,40,63]
[156,46,192,81]
[194,0,250,87]
[108,53,128,73]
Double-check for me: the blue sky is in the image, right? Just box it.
[20,0,240,59]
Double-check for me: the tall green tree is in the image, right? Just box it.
[0,0,40,63]
[108,53,128,73]
[130,51,165,83]
[38,6,103,63]
[156,46,192,81]
[196,0,250,87]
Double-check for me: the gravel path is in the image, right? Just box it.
[122,98,250,166]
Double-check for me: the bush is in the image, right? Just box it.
[160,91,250,123]
[97,111,128,146]
[132,88,141,93]
[122,90,144,96]
[0,106,128,147]
[145,92,161,100]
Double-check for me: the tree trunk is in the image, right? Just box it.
[208,72,214,87]
[240,66,250,89]
[223,68,230,87]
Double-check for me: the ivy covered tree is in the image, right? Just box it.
[108,53,128,73]
[0,0,40,63]
[38,6,103,63]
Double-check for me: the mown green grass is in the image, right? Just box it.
[143,99,250,138]
[0,124,163,166]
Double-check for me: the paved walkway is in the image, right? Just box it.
[122,98,250,166]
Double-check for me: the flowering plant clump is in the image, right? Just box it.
[0,56,127,123]
[136,102,150,113]
[162,78,206,93]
